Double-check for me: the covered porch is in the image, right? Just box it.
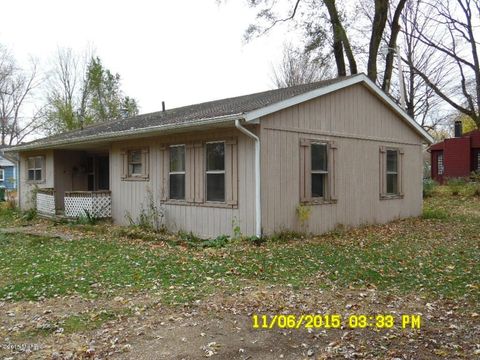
[36,148,112,219]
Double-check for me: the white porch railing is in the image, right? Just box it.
[64,191,112,218]
[36,189,56,216]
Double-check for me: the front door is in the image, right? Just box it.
[87,155,110,191]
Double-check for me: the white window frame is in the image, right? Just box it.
[311,142,329,199]
[438,153,444,175]
[205,141,226,203]
[169,144,186,200]
[0,168,4,181]
[27,156,44,183]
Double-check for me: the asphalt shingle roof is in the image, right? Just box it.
[22,75,358,147]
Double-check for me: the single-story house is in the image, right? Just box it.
[6,74,433,238]
[0,147,17,200]
[429,121,480,183]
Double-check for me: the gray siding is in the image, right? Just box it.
[109,128,257,238]
[259,83,424,234]
[19,150,55,209]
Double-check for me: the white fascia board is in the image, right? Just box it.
[244,73,434,144]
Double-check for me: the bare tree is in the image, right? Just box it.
[404,0,480,127]
[271,44,333,88]
[399,0,446,130]
[243,0,407,88]
[0,45,45,146]
[43,47,92,134]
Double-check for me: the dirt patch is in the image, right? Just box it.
[1,286,478,359]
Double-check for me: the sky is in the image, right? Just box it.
[0,0,299,114]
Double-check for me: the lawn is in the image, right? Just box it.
[0,185,478,306]
[1,185,479,359]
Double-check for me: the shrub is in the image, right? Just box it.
[245,235,266,246]
[22,208,37,221]
[423,207,448,220]
[178,231,230,248]
[268,230,304,242]
[446,178,466,196]
[423,179,438,198]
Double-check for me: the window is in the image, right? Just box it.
[169,145,185,200]
[477,152,480,171]
[0,168,4,181]
[379,147,403,198]
[206,142,225,202]
[128,150,143,176]
[438,153,444,175]
[27,156,44,182]
[386,150,398,194]
[122,148,149,180]
[311,143,328,198]
[300,138,337,203]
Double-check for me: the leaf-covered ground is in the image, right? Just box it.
[0,186,479,359]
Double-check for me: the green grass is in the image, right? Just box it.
[0,186,479,304]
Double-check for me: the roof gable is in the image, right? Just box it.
[244,74,433,144]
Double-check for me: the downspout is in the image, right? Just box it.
[235,119,261,238]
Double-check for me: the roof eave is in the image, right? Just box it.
[6,114,244,152]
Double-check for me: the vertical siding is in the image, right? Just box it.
[260,83,424,235]
[110,128,256,238]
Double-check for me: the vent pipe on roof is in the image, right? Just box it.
[162,101,166,112]
[454,120,462,137]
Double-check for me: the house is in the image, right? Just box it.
[5,74,433,238]
[0,147,17,200]
[430,121,480,183]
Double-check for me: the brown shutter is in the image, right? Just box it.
[328,141,338,201]
[193,141,204,203]
[185,143,195,202]
[159,145,168,201]
[40,156,46,182]
[120,150,128,179]
[141,147,149,179]
[225,138,238,206]
[379,146,386,196]
[398,148,404,196]
[299,138,311,202]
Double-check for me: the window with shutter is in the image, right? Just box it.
[380,147,404,199]
[169,145,186,200]
[205,142,225,202]
[121,148,149,180]
[299,138,337,204]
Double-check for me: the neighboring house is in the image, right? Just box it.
[430,121,480,184]
[6,74,433,238]
[0,148,17,193]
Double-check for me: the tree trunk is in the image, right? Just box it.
[382,0,407,92]
[367,0,389,83]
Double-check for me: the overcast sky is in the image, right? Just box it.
[0,0,300,114]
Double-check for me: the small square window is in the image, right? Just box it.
[128,150,143,176]
[27,156,44,182]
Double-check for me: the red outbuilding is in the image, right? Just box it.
[430,121,480,183]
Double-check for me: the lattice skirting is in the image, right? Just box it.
[37,193,56,215]
[65,195,111,218]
